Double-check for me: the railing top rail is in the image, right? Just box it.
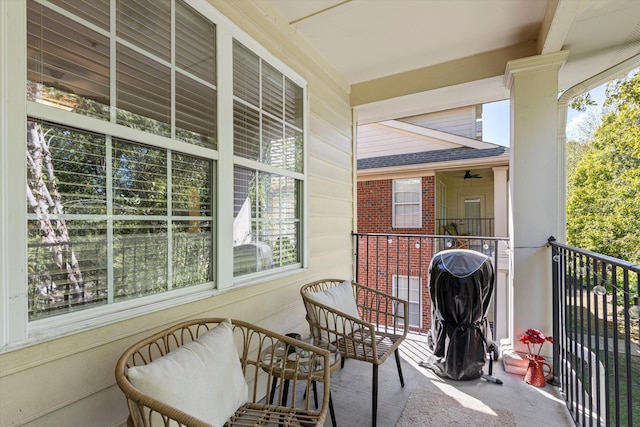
[436,217,495,220]
[548,236,640,272]
[353,232,509,241]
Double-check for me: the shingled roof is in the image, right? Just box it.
[357,146,509,170]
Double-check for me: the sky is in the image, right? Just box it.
[481,84,607,147]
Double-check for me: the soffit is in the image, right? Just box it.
[265,0,640,120]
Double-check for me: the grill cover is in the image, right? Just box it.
[429,249,494,380]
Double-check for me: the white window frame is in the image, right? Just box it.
[392,274,421,328]
[0,0,308,348]
[392,178,422,228]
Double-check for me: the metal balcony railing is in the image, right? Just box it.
[353,232,506,335]
[437,217,495,237]
[353,233,639,427]
[549,238,639,427]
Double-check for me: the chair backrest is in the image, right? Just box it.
[300,279,360,343]
[115,318,330,427]
[444,223,459,235]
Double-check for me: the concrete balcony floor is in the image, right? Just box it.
[325,333,575,427]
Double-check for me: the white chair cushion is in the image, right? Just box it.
[305,280,361,340]
[127,318,248,427]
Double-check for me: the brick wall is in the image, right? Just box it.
[357,175,435,234]
[356,176,436,332]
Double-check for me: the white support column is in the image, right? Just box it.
[504,51,569,356]
[491,165,509,341]
[492,166,509,238]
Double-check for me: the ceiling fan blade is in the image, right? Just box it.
[462,170,482,179]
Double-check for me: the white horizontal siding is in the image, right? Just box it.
[357,123,459,158]
[0,1,355,426]
[400,106,478,138]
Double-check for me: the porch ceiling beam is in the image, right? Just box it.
[350,42,537,107]
[537,0,580,54]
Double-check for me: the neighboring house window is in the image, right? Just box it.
[18,0,306,327]
[393,178,421,228]
[392,275,421,328]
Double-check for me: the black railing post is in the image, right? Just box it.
[354,233,360,283]
[492,239,498,339]
[549,236,561,386]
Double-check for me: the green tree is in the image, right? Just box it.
[566,70,640,264]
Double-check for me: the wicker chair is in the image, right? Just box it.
[115,318,331,427]
[300,279,408,427]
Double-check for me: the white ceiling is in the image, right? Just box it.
[268,0,545,84]
[265,0,640,122]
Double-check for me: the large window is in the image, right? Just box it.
[392,178,422,228]
[25,0,217,320]
[15,0,306,327]
[26,121,214,320]
[232,41,303,277]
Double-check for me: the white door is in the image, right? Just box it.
[459,195,485,235]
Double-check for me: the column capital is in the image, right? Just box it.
[503,51,570,90]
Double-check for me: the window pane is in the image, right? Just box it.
[48,0,110,30]
[395,204,420,227]
[172,153,213,217]
[285,125,303,173]
[233,167,300,276]
[27,120,107,215]
[262,63,283,117]
[113,140,167,216]
[233,100,260,160]
[396,191,419,203]
[396,277,408,300]
[116,44,171,136]
[233,41,260,106]
[175,71,217,149]
[28,220,108,320]
[262,115,283,167]
[285,77,303,128]
[176,1,216,83]
[27,0,110,118]
[173,220,213,288]
[233,167,254,241]
[272,222,299,267]
[117,0,171,62]
[113,221,168,300]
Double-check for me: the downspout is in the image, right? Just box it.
[557,52,640,240]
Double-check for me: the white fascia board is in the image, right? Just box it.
[357,155,509,181]
[377,120,501,150]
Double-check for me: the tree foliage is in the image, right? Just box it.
[568,92,597,112]
[567,71,640,264]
